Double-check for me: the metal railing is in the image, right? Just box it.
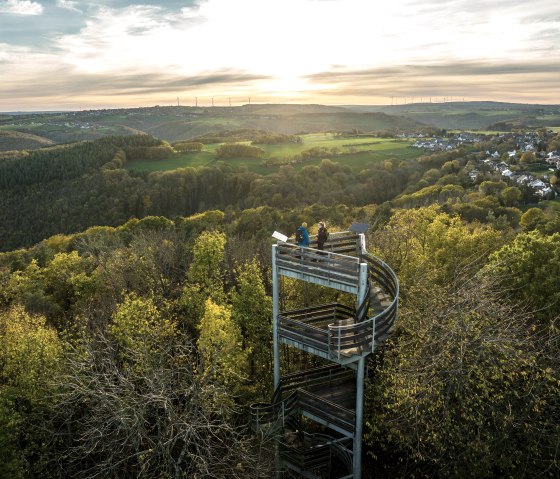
[278,432,353,477]
[276,242,362,291]
[287,231,361,255]
[276,250,399,361]
[327,253,399,359]
[250,364,356,435]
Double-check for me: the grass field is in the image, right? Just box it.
[125,134,422,174]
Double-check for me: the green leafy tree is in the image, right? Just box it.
[479,180,506,196]
[179,231,227,332]
[231,260,273,390]
[6,252,96,330]
[188,231,227,302]
[0,306,63,479]
[500,186,522,206]
[108,293,177,370]
[484,231,560,322]
[197,299,248,400]
[216,143,265,159]
[365,276,560,477]
[520,207,546,231]
[369,206,505,289]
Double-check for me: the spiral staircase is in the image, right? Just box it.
[251,231,399,479]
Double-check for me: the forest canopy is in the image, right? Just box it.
[0,127,559,478]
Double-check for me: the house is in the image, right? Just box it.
[501,169,513,178]
[469,170,480,181]
[516,175,531,186]
[536,187,556,199]
[529,179,547,189]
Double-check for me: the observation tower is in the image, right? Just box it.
[252,228,399,478]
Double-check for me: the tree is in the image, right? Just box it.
[484,231,560,323]
[188,231,227,303]
[5,252,97,330]
[365,207,559,476]
[216,143,265,159]
[231,260,273,391]
[108,293,177,370]
[0,306,63,479]
[520,207,545,231]
[53,309,268,478]
[479,180,506,197]
[369,206,505,289]
[173,141,204,152]
[500,186,522,206]
[519,151,537,164]
[365,274,560,478]
[179,231,228,332]
[197,299,248,401]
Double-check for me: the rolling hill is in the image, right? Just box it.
[344,101,560,130]
[0,129,54,151]
[0,104,423,148]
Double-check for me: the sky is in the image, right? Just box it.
[0,0,559,111]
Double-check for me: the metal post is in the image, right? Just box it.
[357,263,368,318]
[354,356,365,479]
[272,244,282,477]
[358,233,367,258]
[272,244,280,389]
[353,261,368,478]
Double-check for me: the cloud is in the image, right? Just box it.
[304,61,560,103]
[0,62,270,103]
[56,0,81,13]
[0,0,43,14]
[0,0,43,15]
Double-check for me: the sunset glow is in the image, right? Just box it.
[0,0,559,110]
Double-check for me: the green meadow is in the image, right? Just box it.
[126,134,421,175]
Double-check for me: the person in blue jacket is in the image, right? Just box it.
[296,222,310,247]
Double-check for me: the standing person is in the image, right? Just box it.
[317,221,328,251]
[295,222,310,247]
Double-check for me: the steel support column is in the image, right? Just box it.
[354,356,365,479]
[272,244,280,391]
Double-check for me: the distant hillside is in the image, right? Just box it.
[344,101,560,130]
[0,105,423,146]
[236,103,348,114]
[3,102,560,148]
[0,129,54,151]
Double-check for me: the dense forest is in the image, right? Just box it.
[0,134,440,251]
[0,128,559,478]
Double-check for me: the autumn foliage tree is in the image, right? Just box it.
[364,206,560,477]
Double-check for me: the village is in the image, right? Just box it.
[411,130,560,201]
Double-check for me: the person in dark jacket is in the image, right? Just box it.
[296,222,310,247]
[317,221,328,251]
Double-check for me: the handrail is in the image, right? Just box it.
[277,242,360,268]
[250,365,356,434]
[327,252,399,359]
[286,231,360,254]
[297,389,356,432]
[278,432,353,476]
[276,235,399,361]
[251,388,356,436]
